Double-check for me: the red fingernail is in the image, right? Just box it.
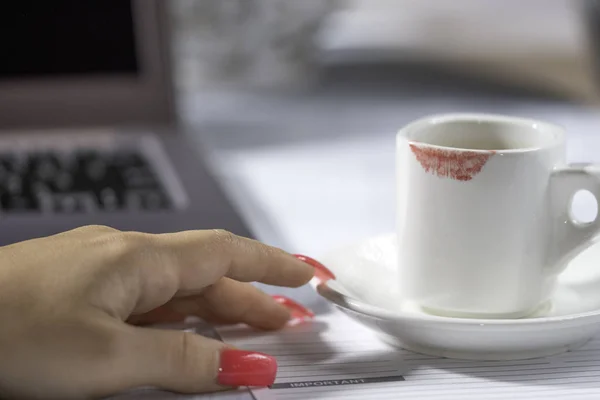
[294,254,335,283]
[272,295,315,322]
[218,349,277,387]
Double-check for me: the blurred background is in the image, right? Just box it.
[3,0,600,258]
[172,0,596,100]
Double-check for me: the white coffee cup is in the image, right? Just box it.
[396,113,600,319]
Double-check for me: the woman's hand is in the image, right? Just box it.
[0,226,315,399]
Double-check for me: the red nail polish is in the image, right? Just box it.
[272,295,315,321]
[218,349,277,387]
[294,254,335,283]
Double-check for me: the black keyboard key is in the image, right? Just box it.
[0,163,7,180]
[142,191,168,210]
[126,190,169,211]
[53,152,76,172]
[0,192,8,210]
[28,151,59,171]
[112,151,145,168]
[5,196,37,212]
[36,192,55,213]
[57,195,79,213]
[5,175,22,195]
[125,191,143,210]
[0,154,25,173]
[85,158,108,181]
[31,181,51,196]
[123,167,158,188]
[0,155,10,169]
[53,194,95,213]
[34,160,59,182]
[98,187,120,210]
[78,193,98,213]
[53,172,73,192]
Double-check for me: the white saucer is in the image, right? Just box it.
[311,233,600,360]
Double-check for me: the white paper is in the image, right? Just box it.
[217,311,600,400]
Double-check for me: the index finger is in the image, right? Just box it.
[155,229,314,289]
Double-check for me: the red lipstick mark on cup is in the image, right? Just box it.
[409,143,494,181]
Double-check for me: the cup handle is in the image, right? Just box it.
[547,163,600,275]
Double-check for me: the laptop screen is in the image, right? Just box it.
[0,1,138,80]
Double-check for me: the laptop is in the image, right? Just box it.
[0,0,254,246]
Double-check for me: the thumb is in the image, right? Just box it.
[122,327,278,394]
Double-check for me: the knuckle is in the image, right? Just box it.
[174,331,194,370]
[94,231,153,263]
[210,229,238,248]
[75,225,119,235]
[149,331,223,392]
[170,331,212,386]
[120,231,153,248]
[90,230,179,302]
[260,242,284,258]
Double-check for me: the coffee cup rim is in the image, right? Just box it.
[397,113,565,154]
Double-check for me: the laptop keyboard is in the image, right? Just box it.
[0,149,172,213]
